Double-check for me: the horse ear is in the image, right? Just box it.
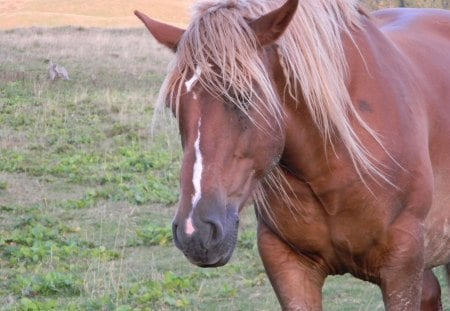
[134,10,185,52]
[249,0,298,47]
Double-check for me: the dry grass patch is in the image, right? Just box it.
[0,0,194,29]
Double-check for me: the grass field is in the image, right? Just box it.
[0,25,449,311]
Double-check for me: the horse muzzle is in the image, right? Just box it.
[172,204,239,267]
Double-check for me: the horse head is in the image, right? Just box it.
[136,0,298,267]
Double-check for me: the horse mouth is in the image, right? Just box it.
[186,247,234,268]
[177,223,238,268]
[189,256,228,268]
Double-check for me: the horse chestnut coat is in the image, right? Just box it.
[136,0,450,309]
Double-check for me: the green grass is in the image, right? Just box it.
[0,27,449,311]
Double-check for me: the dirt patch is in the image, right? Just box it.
[0,70,27,82]
[0,172,85,207]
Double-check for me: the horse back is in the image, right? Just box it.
[372,8,450,268]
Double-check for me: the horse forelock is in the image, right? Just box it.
[156,0,390,219]
[160,0,283,128]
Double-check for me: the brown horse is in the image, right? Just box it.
[135,0,450,309]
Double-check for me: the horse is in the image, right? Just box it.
[135,0,450,309]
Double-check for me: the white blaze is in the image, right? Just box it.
[185,119,203,235]
[185,67,201,92]
[185,217,195,235]
[191,119,203,208]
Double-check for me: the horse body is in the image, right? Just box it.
[257,13,438,309]
[260,9,450,309]
[376,10,450,268]
[372,8,450,268]
[136,1,450,309]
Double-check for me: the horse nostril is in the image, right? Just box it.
[172,222,180,245]
[205,219,224,247]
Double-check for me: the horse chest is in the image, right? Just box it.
[263,185,388,271]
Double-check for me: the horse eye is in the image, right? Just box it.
[235,94,250,111]
[224,91,250,113]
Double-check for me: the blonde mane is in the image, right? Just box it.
[157,0,388,218]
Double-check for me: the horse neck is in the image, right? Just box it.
[277,18,383,186]
[280,92,339,184]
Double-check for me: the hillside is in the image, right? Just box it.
[1,0,447,29]
[0,0,194,29]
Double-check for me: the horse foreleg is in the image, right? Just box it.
[379,220,426,311]
[420,269,442,311]
[257,221,326,311]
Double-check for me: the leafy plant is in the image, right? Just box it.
[136,224,172,246]
[238,229,257,250]
[126,272,197,309]
[13,272,82,297]
[18,297,59,311]
[1,212,92,266]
